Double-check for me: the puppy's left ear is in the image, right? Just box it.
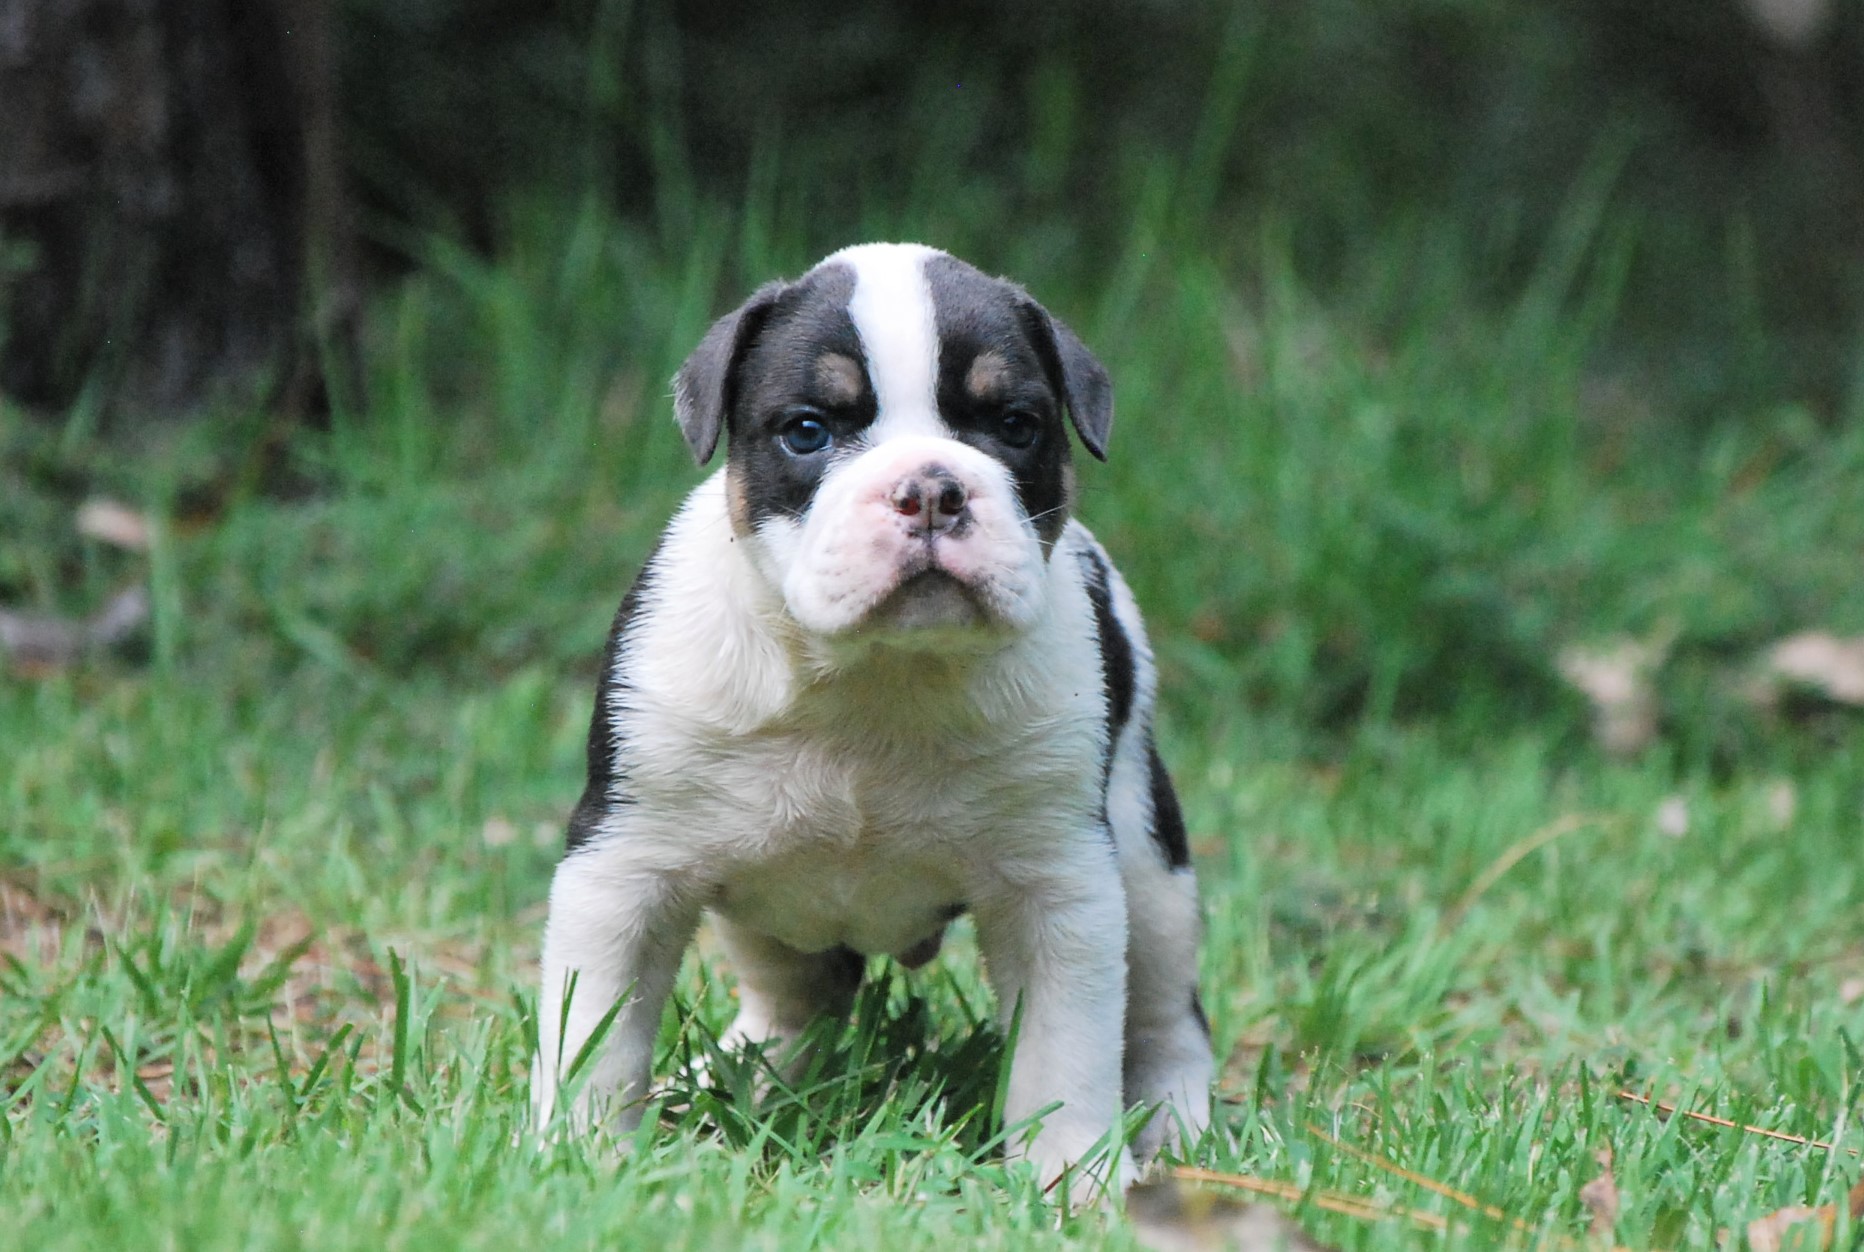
[1024,304,1114,461]
[672,280,788,465]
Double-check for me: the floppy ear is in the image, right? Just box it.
[671,280,787,465]
[1050,316,1114,460]
[1021,302,1114,461]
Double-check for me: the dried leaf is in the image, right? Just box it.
[1745,1204,1833,1252]
[1557,631,1671,755]
[1129,1180,1340,1252]
[1578,1143,1619,1240]
[1764,779,1798,830]
[0,609,88,671]
[1741,0,1834,49]
[0,585,149,674]
[1743,1181,1864,1252]
[134,1059,177,1102]
[75,498,153,551]
[1,877,65,966]
[1765,632,1864,706]
[88,585,150,646]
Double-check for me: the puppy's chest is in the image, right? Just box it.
[713,828,965,957]
[691,723,1061,852]
[696,734,993,955]
[662,720,1083,955]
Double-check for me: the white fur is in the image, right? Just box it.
[535,244,1210,1195]
[829,242,946,444]
[1093,542,1215,1158]
[775,435,1047,639]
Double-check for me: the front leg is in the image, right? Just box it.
[533,843,700,1137]
[974,848,1135,1196]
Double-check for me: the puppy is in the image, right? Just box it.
[534,243,1212,1190]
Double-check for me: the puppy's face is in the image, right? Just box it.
[674,245,1113,647]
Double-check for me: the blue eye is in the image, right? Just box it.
[780,413,832,455]
[999,409,1039,449]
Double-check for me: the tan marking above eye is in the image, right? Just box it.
[813,353,865,405]
[965,351,1012,399]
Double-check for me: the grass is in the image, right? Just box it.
[5,165,1864,1247]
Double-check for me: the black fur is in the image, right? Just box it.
[1077,545,1136,791]
[926,254,1075,544]
[1035,312,1113,460]
[566,545,661,853]
[1144,735,1191,870]
[673,281,788,466]
[724,264,881,528]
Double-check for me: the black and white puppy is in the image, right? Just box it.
[534,243,1212,1189]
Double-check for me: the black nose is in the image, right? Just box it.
[890,466,970,534]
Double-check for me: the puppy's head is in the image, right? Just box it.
[673,244,1112,647]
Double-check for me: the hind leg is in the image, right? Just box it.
[1117,745,1215,1159]
[1123,866,1214,1158]
[712,917,864,1075]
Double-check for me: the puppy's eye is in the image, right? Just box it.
[998,409,1040,449]
[779,411,832,456]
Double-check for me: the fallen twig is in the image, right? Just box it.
[1615,1090,1857,1155]
[1304,1122,1523,1228]
[1450,813,1617,920]
[1170,1165,1455,1233]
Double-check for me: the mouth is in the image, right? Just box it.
[868,566,988,632]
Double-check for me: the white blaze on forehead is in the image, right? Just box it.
[823,243,945,440]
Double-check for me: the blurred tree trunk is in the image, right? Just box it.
[0,0,357,423]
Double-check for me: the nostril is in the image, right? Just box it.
[892,472,967,528]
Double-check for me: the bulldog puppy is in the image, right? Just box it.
[534,243,1212,1191]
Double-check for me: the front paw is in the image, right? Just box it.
[529,1054,650,1145]
[1127,1038,1215,1161]
[1018,1135,1140,1207]
[1129,1086,1213,1162]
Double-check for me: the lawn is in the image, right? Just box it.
[4,190,1863,1249]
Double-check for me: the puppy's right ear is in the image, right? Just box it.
[672,280,788,466]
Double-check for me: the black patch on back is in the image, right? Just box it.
[724,262,879,529]
[565,544,661,854]
[1077,546,1135,779]
[925,255,1074,544]
[1145,734,1192,870]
